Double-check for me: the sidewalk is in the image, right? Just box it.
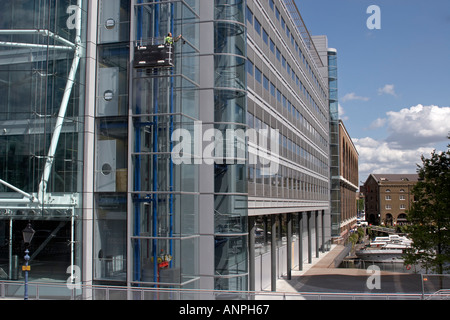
[274,244,368,293]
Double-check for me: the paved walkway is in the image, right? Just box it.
[271,244,420,295]
[275,244,351,292]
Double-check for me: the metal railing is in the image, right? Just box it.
[368,225,397,234]
[0,280,431,300]
[425,289,450,300]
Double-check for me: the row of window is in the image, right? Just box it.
[247,1,327,109]
[385,189,406,192]
[265,0,326,101]
[385,204,407,210]
[248,163,329,201]
[247,59,328,150]
[385,195,407,200]
[247,112,328,177]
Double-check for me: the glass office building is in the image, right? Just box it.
[0,0,87,283]
[0,0,332,298]
[327,48,341,239]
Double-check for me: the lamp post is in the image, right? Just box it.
[22,223,35,300]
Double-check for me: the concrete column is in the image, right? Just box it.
[286,213,292,280]
[263,215,268,244]
[298,212,303,271]
[198,0,215,293]
[321,210,326,252]
[307,211,312,264]
[248,216,255,292]
[271,215,277,291]
[83,0,98,290]
[315,210,320,258]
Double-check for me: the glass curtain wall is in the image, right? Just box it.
[131,0,200,289]
[213,0,248,291]
[328,50,340,239]
[94,0,131,283]
[0,0,87,284]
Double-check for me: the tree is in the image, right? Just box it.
[357,227,365,243]
[404,141,450,274]
[348,232,359,255]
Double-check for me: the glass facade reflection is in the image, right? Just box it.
[328,49,340,239]
[131,0,200,289]
[94,0,130,284]
[0,0,333,298]
[0,0,87,285]
[213,0,248,291]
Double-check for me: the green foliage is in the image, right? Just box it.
[357,227,365,240]
[403,141,450,274]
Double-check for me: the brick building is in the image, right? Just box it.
[338,120,359,240]
[362,174,418,226]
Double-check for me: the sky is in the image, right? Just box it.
[294,0,450,184]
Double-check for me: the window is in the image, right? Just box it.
[275,7,280,21]
[247,59,254,77]
[247,112,254,128]
[263,75,269,90]
[399,195,406,200]
[385,205,391,210]
[270,82,275,97]
[254,18,261,35]
[269,0,274,11]
[276,48,281,61]
[254,116,261,130]
[400,204,406,209]
[255,67,262,83]
[385,195,391,200]
[262,28,268,44]
[246,6,253,25]
[270,39,275,53]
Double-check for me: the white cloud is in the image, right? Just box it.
[378,84,397,97]
[385,104,450,148]
[369,117,386,129]
[353,104,450,182]
[341,92,370,102]
[353,137,436,182]
[338,103,349,121]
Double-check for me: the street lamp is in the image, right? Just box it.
[22,223,35,300]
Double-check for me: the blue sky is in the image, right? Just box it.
[294,0,450,183]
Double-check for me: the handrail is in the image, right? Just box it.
[425,289,450,300]
[0,280,427,300]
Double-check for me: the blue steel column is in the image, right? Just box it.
[169,0,174,268]
[152,0,160,285]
